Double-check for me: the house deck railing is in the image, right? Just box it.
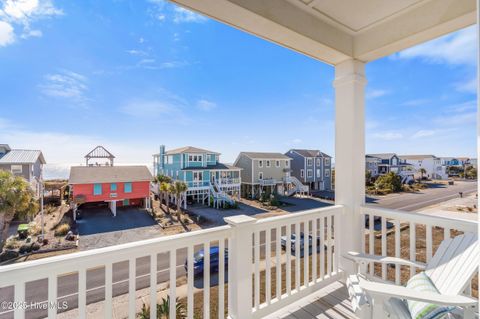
[360,206,478,297]
[0,204,477,319]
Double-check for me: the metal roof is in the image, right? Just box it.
[69,165,152,184]
[289,149,332,158]
[0,149,46,164]
[165,146,220,155]
[240,152,291,160]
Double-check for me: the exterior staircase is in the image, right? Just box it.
[285,176,309,196]
[210,181,235,208]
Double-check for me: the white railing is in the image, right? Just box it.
[186,180,210,188]
[284,176,309,195]
[359,206,478,296]
[218,178,240,185]
[250,205,343,318]
[0,205,343,319]
[259,178,277,186]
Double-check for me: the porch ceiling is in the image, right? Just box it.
[169,0,476,65]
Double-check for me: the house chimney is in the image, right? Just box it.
[159,145,165,169]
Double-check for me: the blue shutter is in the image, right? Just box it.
[124,182,132,193]
[93,184,102,195]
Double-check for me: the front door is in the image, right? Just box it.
[123,199,129,206]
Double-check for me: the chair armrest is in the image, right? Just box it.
[358,277,477,307]
[346,251,426,269]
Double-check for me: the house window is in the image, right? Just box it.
[193,171,203,181]
[11,165,22,175]
[307,158,313,166]
[166,155,173,164]
[276,160,280,167]
[307,169,313,177]
[285,160,289,167]
[300,169,304,178]
[110,183,117,191]
[316,158,321,166]
[258,172,263,180]
[325,169,331,177]
[266,160,271,167]
[259,160,263,168]
[94,184,102,195]
[325,158,330,166]
[124,182,132,193]
[316,169,321,177]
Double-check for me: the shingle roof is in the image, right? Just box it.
[0,149,46,164]
[366,153,396,160]
[240,152,291,160]
[289,149,332,158]
[182,163,241,171]
[399,155,438,160]
[165,146,220,155]
[69,165,152,184]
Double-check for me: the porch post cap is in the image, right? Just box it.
[224,215,256,226]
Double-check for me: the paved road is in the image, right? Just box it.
[366,180,477,211]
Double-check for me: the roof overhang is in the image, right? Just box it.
[169,0,476,65]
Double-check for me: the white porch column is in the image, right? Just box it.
[224,215,256,319]
[333,59,367,276]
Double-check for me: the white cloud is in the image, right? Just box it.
[39,70,88,104]
[396,26,476,66]
[196,99,216,111]
[0,0,63,45]
[0,20,14,46]
[455,77,477,94]
[366,89,389,99]
[126,49,147,56]
[433,112,476,126]
[412,130,435,139]
[173,7,207,23]
[372,132,403,140]
[401,98,431,107]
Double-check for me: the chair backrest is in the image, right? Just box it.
[425,232,479,295]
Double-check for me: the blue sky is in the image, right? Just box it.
[0,0,477,173]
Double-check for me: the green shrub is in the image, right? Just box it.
[54,223,70,236]
[374,172,402,193]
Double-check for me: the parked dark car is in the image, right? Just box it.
[185,246,228,276]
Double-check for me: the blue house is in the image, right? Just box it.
[153,145,241,208]
[285,149,332,191]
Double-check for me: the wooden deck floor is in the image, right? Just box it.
[266,281,358,319]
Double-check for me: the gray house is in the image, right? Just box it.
[285,149,332,191]
[0,144,46,196]
[234,152,293,198]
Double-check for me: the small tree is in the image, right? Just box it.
[159,182,171,214]
[374,172,402,193]
[172,181,188,215]
[154,174,171,208]
[0,171,39,251]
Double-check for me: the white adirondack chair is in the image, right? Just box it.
[346,232,479,319]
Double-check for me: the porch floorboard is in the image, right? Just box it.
[265,281,358,319]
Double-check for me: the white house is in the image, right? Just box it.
[399,155,448,180]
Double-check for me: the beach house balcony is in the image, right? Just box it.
[1,1,479,319]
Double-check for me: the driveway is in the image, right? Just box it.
[76,207,157,235]
[76,207,163,250]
